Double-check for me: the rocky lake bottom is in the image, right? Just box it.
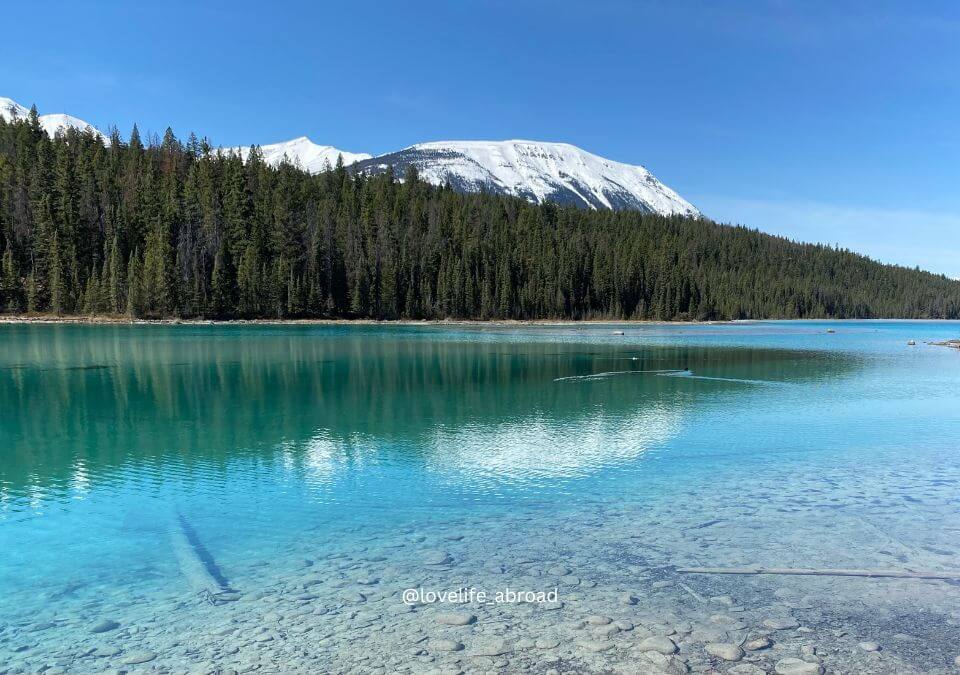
[2,322,960,673]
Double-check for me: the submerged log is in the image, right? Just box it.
[677,566,960,580]
[171,514,239,602]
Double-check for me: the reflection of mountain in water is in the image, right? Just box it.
[0,325,857,505]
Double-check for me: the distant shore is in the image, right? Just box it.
[0,313,718,327]
[1,314,959,328]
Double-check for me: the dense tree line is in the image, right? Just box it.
[1,110,959,321]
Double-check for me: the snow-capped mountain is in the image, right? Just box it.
[2,94,698,216]
[352,140,699,216]
[212,136,371,172]
[0,97,109,144]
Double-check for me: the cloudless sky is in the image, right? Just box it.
[3,1,958,275]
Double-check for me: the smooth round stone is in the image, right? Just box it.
[639,636,678,655]
[775,657,824,675]
[859,641,881,652]
[470,639,511,656]
[620,593,639,605]
[614,620,634,631]
[705,642,744,662]
[429,639,463,652]
[763,617,800,630]
[728,665,768,675]
[120,650,157,665]
[93,646,121,657]
[561,575,581,586]
[89,619,120,634]
[436,612,476,626]
[536,638,561,649]
[595,624,621,637]
[586,615,612,626]
[356,577,380,585]
[422,550,452,565]
[577,638,613,653]
[548,565,570,576]
[515,638,536,649]
[745,636,773,651]
[539,601,563,611]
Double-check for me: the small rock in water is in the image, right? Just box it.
[536,638,561,649]
[775,657,824,675]
[639,636,678,655]
[89,619,120,634]
[93,646,121,657]
[470,639,511,656]
[429,639,463,652]
[548,565,570,576]
[728,665,768,675]
[705,642,744,662]
[744,636,773,651]
[577,638,613,653]
[620,593,639,605]
[436,611,476,626]
[859,641,881,652]
[586,615,612,625]
[120,650,158,665]
[595,624,620,637]
[421,550,452,565]
[763,617,800,630]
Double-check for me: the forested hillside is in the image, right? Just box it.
[1,111,958,321]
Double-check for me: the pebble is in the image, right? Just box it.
[728,666,768,675]
[595,624,620,637]
[744,636,773,651]
[577,638,613,652]
[429,639,464,652]
[774,657,823,675]
[586,614,612,625]
[859,641,881,652]
[470,639,511,656]
[620,593,639,605]
[536,638,561,649]
[705,642,744,662]
[436,611,476,626]
[763,617,800,630]
[614,620,634,631]
[89,619,120,634]
[422,550,452,565]
[93,646,121,657]
[120,650,158,665]
[639,636,678,655]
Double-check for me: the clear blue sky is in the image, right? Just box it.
[3,1,958,276]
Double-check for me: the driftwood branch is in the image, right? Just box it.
[676,566,960,580]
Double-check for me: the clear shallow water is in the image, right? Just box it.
[1,321,959,673]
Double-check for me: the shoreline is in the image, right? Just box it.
[2,314,960,328]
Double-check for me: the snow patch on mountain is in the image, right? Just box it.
[214,136,371,172]
[353,140,699,216]
[1,97,109,144]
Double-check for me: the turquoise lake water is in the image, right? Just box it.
[1,321,959,673]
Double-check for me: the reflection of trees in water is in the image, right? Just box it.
[0,325,857,497]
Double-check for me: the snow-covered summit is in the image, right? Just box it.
[353,140,699,216]
[2,94,699,216]
[0,97,109,144]
[213,136,372,172]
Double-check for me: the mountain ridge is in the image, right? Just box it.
[1,95,697,217]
